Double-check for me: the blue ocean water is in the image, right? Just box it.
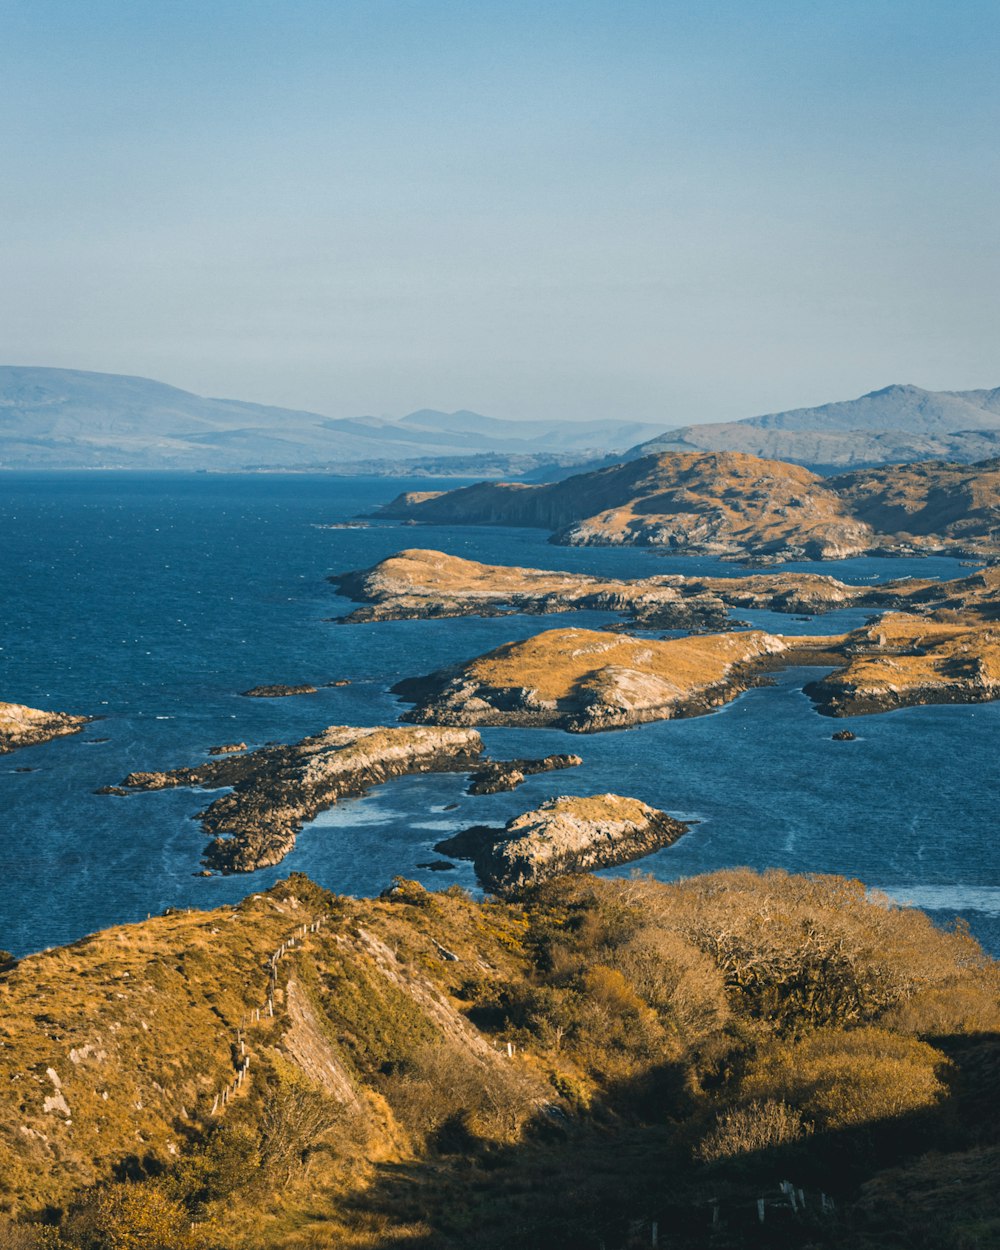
[1,472,997,956]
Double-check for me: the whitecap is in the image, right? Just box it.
[873,885,1000,916]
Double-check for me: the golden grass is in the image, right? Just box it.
[465,627,785,702]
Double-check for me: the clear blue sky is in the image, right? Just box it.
[2,0,998,423]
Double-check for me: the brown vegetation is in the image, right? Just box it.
[376,451,1000,560]
[1,870,998,1248]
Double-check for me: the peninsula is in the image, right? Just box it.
[376,451,1000,561]
[395,614,1000,729]
[331,548,1000,628]
[113,725,483,872]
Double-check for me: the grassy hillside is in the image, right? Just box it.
[377,450,1000,560]
[2,870,999,1249]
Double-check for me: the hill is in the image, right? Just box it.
[0,367,663,471]
[377,450,1000,561]
[1,870,998,1249]
[633,384,1000,469]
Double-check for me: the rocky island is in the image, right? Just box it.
[436,793,688,892]
[113,724,483,872]
[375,450,1000,561]
[395,612,1000,729]
[0,700,91,753]
[331,548,1000,629]
[394,626,803,732]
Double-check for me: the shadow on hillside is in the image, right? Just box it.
[329,1030,1000,1250]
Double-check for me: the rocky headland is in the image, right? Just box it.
[375,451,1000,561]
[0,701,91,753]
[330,548,1000,629]
[394,627,805,732]
[113,725,483,872]
[436,793,688,892]
[804,613,1000,716]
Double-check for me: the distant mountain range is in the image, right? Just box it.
[630,384,1000,469]
[3,368,1000,473]
[0,367,664,472]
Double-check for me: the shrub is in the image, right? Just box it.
[69,1182,207,1250]
[695,1098,812,1162]
[742,1028,950,1130]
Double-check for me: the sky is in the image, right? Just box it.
[2,0,999,425]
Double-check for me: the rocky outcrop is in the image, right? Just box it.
[375,451,1000,561]
[466,753,582,795]
[804,615,1000,717]
[330,549,1000,630]
[436,793,688,892]
[395,627,794,733]
[0,702,90,754]
[113,725,483,872]
[376,452,874,560]
[240,684,317,698]
[209,742,247,755]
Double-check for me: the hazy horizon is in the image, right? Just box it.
[3,1,999,426]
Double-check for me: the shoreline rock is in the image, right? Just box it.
[111,725,483,873]
[435,793,688,893]
[240,684,317,698]
[466,753,583,794]
[0,702,91,754]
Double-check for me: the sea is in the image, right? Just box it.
[2,471,998,957]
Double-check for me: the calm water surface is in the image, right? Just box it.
[1,472,996,955]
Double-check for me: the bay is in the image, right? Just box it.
[1,471,996,955]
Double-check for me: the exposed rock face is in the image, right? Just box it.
[330,549,1000,628]
[466,753,582,795]
[114,725,483,873]
[208,742,247,755]
[395,627,792,733]
[240,684,317,698]
[436,794,688,892]
[0,702,90,753]
[832,729,857,741]
[375,451,1000,561]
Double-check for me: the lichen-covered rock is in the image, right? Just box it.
[437,793,688,892]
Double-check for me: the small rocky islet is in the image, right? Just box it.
[436,793,689,892]
[0,701,91,754]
